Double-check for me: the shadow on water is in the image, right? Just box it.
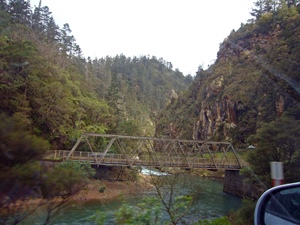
[19,174,242,225]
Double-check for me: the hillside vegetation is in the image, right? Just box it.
[2,1,300,224]
[0,0,192,149]
[157,1,300,147]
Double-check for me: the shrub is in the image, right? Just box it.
[99,186,106,193]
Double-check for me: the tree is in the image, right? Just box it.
[45,16,60,43]
[32,1,54,39]
[30,80,75,146]
[195,216,232,225]
[250,0,267,20]
[95,174,193,225]
[286,0,300,8]
[60,23,76,57]
[250,0,282,20]
[39,160,95,225]
[0,0,8,11]
[247,116,300,188]
[114,197,162,225]
[0,113,49,224]
[149,174,193,225]
[31,0,42,33]
[31,0,60,42]
[8,0,31,26]
[227,199,256,225]
[116,120,142,136]
[0,114,95,225]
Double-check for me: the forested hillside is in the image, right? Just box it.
[2,1,300,223]
[157,1,300,146]
[0,0,192,149]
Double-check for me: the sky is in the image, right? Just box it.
[31,0,254,75]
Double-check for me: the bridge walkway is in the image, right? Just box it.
[44,133,242,170]
[45,150,241,170]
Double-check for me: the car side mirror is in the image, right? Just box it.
[254,182,300,225]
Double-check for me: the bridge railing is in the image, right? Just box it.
[45,150,241,169]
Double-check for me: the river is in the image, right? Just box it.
[21,172,242,225]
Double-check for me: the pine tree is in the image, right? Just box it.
[8,0,31,26]
[45,16,60,42]
[60,23,76,56]
[0,0,8,11]
[286,0,298,7]
[250,0,282,20]
[32,1,58,43]
[31,0,42,32]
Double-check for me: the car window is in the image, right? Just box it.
[265,187,300,224]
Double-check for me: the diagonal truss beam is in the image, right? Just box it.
[65,133,242,169]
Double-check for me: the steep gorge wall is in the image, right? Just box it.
[192,92,288,142]
[157,16,300,144]
[193,97,238,141]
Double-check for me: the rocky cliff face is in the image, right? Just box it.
[156,19,300,145]
[193,97,237,141]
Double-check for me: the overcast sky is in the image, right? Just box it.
[31,0,254,75]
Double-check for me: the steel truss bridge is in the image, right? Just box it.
[46,133,242,170]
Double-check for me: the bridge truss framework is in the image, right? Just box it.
[48,133,242,170]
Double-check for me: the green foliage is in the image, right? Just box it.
[91,174,194,225]
[240,167,264,192]
[38,161,95,224]
[115,197,162,225]
[128,167,140,182]
[172,195,193,214]
[41,160,95,199]
[92,196,232,225]
[0,3,191,148]
[157,2,300,145]
[89,210,107,225]
[0,113,49,167]
[0,2,193,223]
[0,13,115,148]
[102,55,191,136]
[195,216,232,225]
[0,114,45,224]
[228,199,256,225]
[116,120,142,136]
[99,186,106,193]
[247,116,300,187]
[149,174,193,224]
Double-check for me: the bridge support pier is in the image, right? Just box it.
[223,170,252,198]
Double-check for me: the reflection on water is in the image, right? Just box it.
[20,175,242,225]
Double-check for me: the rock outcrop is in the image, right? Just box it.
[156,14,300,144]
[193,97,237,141]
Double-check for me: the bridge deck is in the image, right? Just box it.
[45,150,241,170]
[44,133,242,170]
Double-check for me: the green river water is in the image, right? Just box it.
[20,174,242,225]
